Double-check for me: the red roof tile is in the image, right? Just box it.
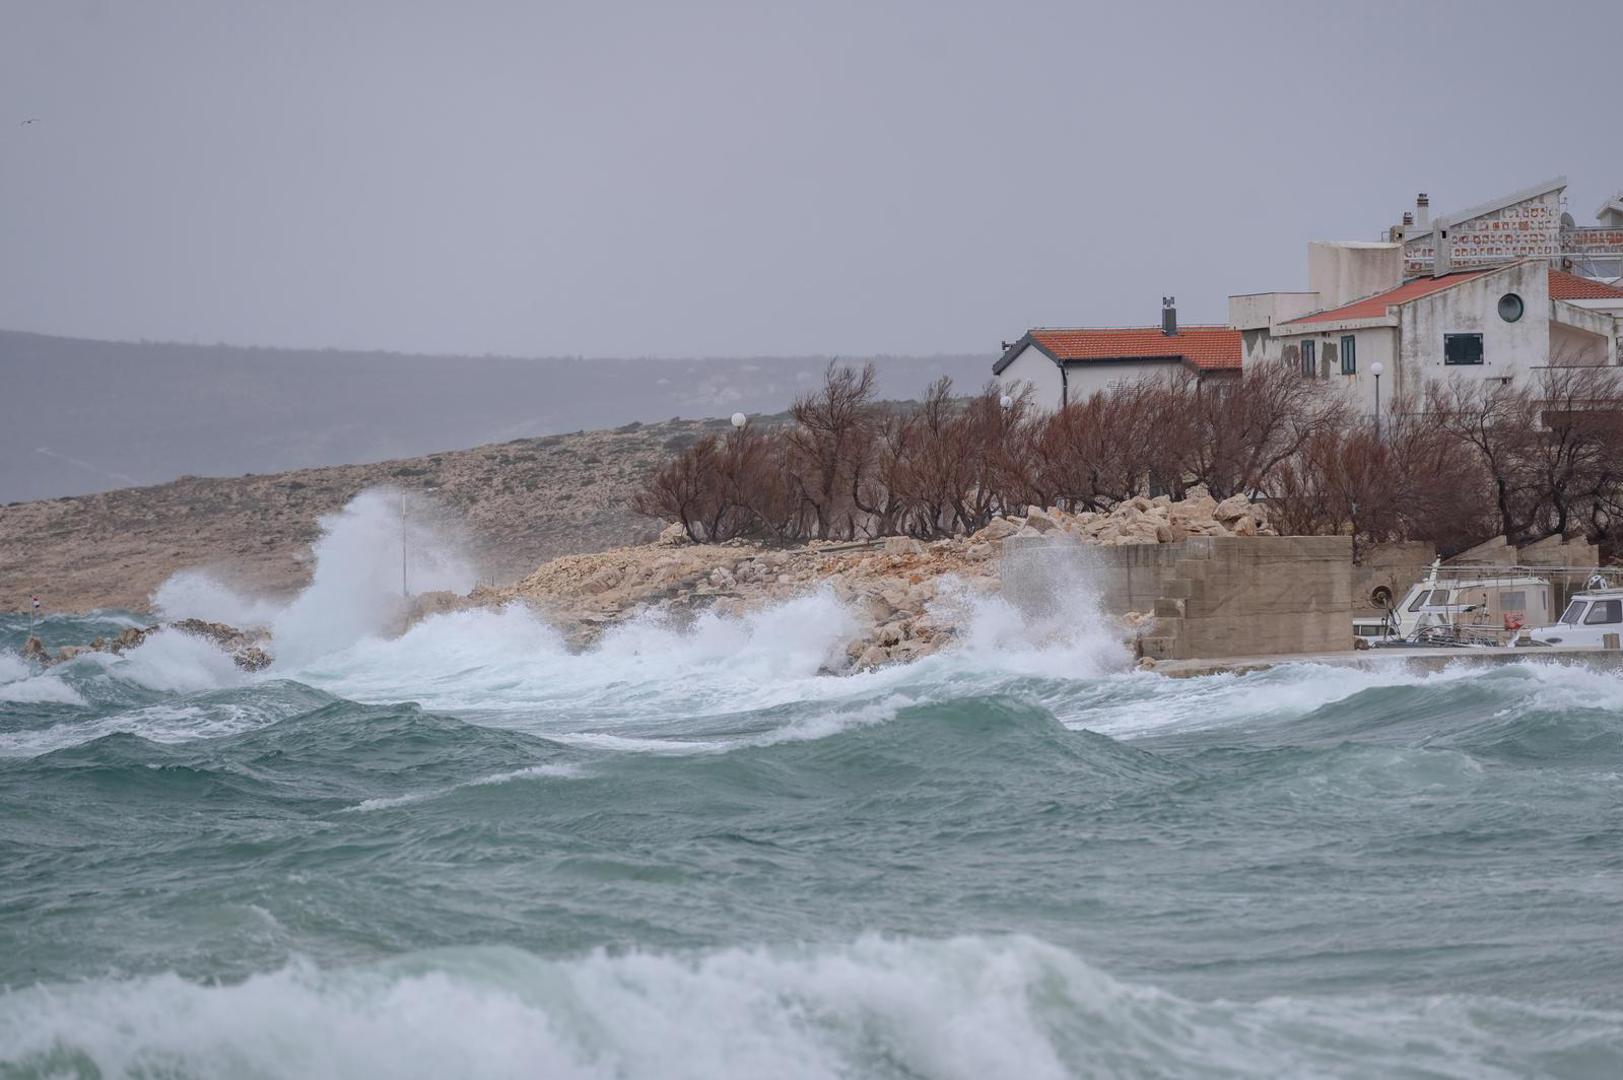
[1549,268,1623,300]
[1284,269,1493,325]
[1286,266,1623,327]
[1026,326,1242,371]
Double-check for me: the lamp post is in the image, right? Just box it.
[731,412,747,429]
[1369,361,1385,438]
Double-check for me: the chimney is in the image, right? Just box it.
[1433,219,1452,278]
[1415,193,1430,230]
[1161,296,1177,336]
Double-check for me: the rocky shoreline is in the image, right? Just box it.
[25,490,1274,674]
[23,618,273,672]
[453,488,1274,670]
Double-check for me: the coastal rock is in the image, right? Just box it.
[1213,494,1253,524]
[978,517,1021,542]
[1023,507,1059,533]
[657,522,689,546]
[233,646,274,672]
[855,645,890,670]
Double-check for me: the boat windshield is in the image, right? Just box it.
[1559,600,1588,625]
[1409,589,1451,609]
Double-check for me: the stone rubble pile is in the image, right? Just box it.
[1004,490,1277,545]
[492,489,1276,672]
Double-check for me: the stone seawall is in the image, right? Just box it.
[1008,534,1355,662]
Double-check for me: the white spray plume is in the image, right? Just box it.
[152,487,477,667]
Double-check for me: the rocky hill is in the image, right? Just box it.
[0,328,992,503]
[0,416,750,614]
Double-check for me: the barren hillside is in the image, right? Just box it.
[0,416,749,614]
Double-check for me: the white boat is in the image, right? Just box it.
[1525,580,1623,647]
[1363,560,1557,647]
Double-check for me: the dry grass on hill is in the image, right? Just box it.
[0,416,754,614]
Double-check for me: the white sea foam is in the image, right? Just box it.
[348,763,584,812]
[152,487,478,670]
[0,669,87,707]
[99,628,250,695]
[0,935,1613,1079]
[153,570,283,632]
[0,653,28,683]
[117,488,1623,760]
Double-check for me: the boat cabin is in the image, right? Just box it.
[1376,568,1555,646]
[1527,589,1623,647]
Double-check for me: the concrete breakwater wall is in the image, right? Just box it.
[1007,535,1355,661]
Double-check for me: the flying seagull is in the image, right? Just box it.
[20,118,40,126]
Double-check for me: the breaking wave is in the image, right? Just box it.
[5,935,1618,1080]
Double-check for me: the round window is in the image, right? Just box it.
[1498,293,1524,323]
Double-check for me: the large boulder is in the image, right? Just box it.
[1213,494,1253,524]
[976,517,1021,542]
[1022,507,1060,534]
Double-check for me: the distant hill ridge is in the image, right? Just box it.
[0,328,990,503]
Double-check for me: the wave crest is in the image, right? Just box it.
[3,935,1618,1080]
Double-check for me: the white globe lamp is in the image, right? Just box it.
[730,412,747,429]
[1369,362,1385,438]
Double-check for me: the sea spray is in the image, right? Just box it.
[153,487,479,667]
[931,535,1131,678]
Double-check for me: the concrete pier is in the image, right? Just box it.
[1151,645,1623,678]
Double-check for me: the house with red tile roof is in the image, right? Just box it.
[993,301,1241,410]
[1265,260,1620,416]
[998,178,1623,414]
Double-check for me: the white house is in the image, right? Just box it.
[993,304,1240,411]
[1265,261,1623,414]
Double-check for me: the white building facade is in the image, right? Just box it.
[1265,261,1622,414]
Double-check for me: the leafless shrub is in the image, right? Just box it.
[633,353,1623,559]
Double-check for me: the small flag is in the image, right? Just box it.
[31,596,41,611]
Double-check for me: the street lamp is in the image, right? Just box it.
[730,412,747,429]
[1369,361,1385,437]
[999,394,1013,410]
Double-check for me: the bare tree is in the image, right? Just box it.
[1426,377,1541,542]
[786,362,878,540]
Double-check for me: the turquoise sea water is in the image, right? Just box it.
[4,547,1623,1076]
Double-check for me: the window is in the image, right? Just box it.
[1301,339,1316,378]
[1340,335,1356,375]
[1406,588,1429,612]
[1559,600,1587,625]
[1444,333,1484,365]
[1498,293,1524,323]
[1583,599,1622,625]
[1429,590,1451,606]
[1500,591,1525,611]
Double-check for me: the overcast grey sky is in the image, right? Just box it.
[1,0,1616,358]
